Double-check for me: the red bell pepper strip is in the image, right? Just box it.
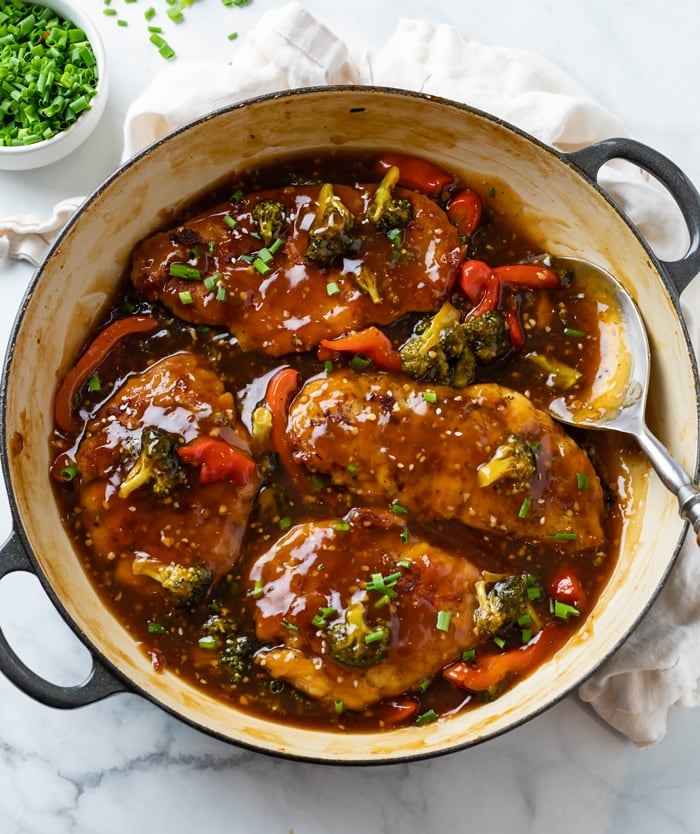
[54,314,159,434]
[376,153,455,197]
[493,263,561,290]
[549,567,586,608]
[460,260,501,316]
[265,367,302,476]
[177,438,256,485]
[373,697,420,725]
[446,188,483,237]
[318,326,402,371]
[443,624,567,692]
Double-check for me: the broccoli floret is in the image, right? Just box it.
[201,613,238,639]
[119,426,186,499]
[252,199,286,247]
[473,573,543,638]
[304,183,356,266]
[464,310,511,363]
[219,635,254,684]
[132,556,212,607]
[352,264,382,304]
[476,434,537,491]
[399,302,476,387]
[367,165,414,234]
[326,602,389,668]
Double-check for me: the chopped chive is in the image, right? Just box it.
[252,579,264,599]
[518,497,532,518]
[349,354,372,371]
[269,237,284,254]
[320,607,336,618]
[198,635,218,650]
[552,532,578,541]
[228,31,238,41]
[436,610,451,632]
[311,614,326,628]
[418,678,432,694]
[326,281,341,296]
[576,472,589,490]
[347,463,357,473]
[102,7,117,14]
[390,502,407,515]
[253,258,270,275]
[416,709,438,725]
[564,327,586,339]
[87,373,101,392]
[230,189,244,203]
[203,275,217,291]
[60,464,78,482]
[517,613,532,627]
[223,213,238,230]
[323,359,334,373]
[364,628,387,644]
[117,19,128,27]
[399,527,410,544]
[423,390,438,403]
[521,629,533,643]
[281,618,299,632]
[169,263,201,280]
[144,6,156,20]
[552,600,581,620]
[278,516,292,531]
[147,622,167,634]
[216,285,227,302]
[527,585,542,600]
[493,635,506,649]
[334,699,344,714]
[178,290,194,305]
[374,594,392,609]
[167,7,184,22]
[461,648,476,661]
[488,186,496,198]
[396,559,411,569]
[333,521,350,532]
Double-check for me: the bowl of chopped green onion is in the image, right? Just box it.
[0,0,107,170]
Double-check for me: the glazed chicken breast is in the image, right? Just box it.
[286,371,606,550]
[248,511,480,712]
[130,183,463,355]
[73,352,260,602]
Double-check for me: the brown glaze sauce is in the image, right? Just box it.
[49,150,642,732]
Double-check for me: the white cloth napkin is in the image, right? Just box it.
[1,2,698,746]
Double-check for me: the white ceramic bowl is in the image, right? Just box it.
[0,0,107,171]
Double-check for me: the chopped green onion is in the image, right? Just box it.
[87,373,101,392]
[349,354,372,371]
[223,213,238,230]
[257,247,274,264]
[311,614,326,628]
[347,463,357,473]
[203,275,217,291]
[147,622,166,634]
[269,679,285,695]
[527,585,542,600]
[278,516,292,531]
[178,290,194,305]
[493,635,506,649]
[552,599,581,620]
[144,6,156,20]
[228,31,239,41]
[230,189,244,203]
[436,610,451,632]
[364,628,387,644]
[518,497,532,518]
[326,281,341,296]
[253,258,270,275]
[416,709,438,725]
[333,521,350,532]
[60,464,78,482]
[521,629,533,643]
[396,559,411,569]
[564,327,586,339]
[252,579,264,599]
[169,263,201,280]
[198,635,218,650]
[399,527,410,544]
[576,472,589,490]
[461,648,476,661]
[216,285,227,302]
[281,618,299,631]
[552,531,578,541]
[418,678,432,694]
[323,359,334,373]
[334,699,344,714]
[423,390,438,403]
[390,502,407,515]
[269,237,284,254]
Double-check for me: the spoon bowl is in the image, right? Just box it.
[545,256,700,543]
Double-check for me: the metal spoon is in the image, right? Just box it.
[542,256,700,544]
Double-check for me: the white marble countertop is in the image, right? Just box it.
[1,1,699,832]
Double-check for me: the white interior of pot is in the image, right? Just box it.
[5,88,695,762]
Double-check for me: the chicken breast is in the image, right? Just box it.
[130,183,462,355]
[73,352,261,595]
[286,371,606,550]
[248,511,480,712]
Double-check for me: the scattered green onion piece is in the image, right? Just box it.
[167,7,184,22]
[399,528,410,544]
[281,618,299,632]
[436,610,451,632]
[158,43,176,60]
[416,709,438,725]
[278,516,292,531]
[253,258,270,275]
[269,237,284,254]
[203,275,217,291]
[349,354,372,371]
[552,600,581,620]
[60,464,78,482]
[144,6,156,20]
[333,520,350,532]
[564,327,586,339]
[518,497,532,518]
[418,678,432,694]
[252,579,264,599]
[228,31,238,41]
[87,373,101,392]
[178,290,194,305]
[334,699,344,715]
[258,247,274,264]
[347,463,357,473]
[396,559,411,569]
[364,628,387,645]
[147,622,167,634]
[102,7,117,15]
[422,390,438,404]
[521,629,533,644]
[390,503,407,515]
[323,359,334,373]
[461,648,476,661]
[311,614,326,628]
[493,635,506,649]
[230,189,244,202]
[117,19,128,27]
[223,213,238,230]
[552,531,578,541]
[326,281,340,296]
[576,472,589,490]
[169,262,201,280]
[517,613,532,627]
[374,594,392,609]
[198,635,218,650]
[216,285,227,302]
[527,586,542,600]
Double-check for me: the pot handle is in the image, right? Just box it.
[568,138,700,294]
[0,529,129,708]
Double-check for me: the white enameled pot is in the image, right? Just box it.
[1,87,699,764]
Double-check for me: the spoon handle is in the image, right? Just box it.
[636,423,700,545]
